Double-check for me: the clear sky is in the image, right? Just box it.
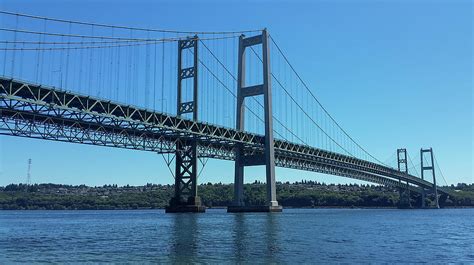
[0,0,472,186]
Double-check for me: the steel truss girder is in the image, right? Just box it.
[275,153,422,193]
[0,77,450,196]
[0,78,262,146]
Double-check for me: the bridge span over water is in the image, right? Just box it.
[0,12,448,212]
[0,76,448,211]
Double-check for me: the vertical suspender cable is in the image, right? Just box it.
[153,41,157,110]
[35,20,41,82]
[65,22,71,89]
[108,28,114,99]
[78,36,84,93]
[88,25,94,95]
[18,16,24,78]
[168,36,172,113]
[161,33,165,112]
[11,15,18,77]
[116,36,121,101]
[232,37,236,127]
[206,40,210,123]
[128,29,132,104]
[145,31,150,108]
[134,30,139,105]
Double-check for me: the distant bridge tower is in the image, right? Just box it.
[228,29,282,212]
[420,148,439,208]
[166,36,205,213]
[397,148,411,208]
[26,158,32,186]
[24,158,32,192]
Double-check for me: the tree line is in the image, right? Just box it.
[0,182,472,210]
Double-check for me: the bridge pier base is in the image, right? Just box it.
[165,141,206,213]
[398,184,412,209]
[165,196,206,213]
[421,188,426,208]
[227,205,282,213]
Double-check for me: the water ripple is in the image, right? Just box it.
[0,208,473,263]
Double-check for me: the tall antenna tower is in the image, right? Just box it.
[27,158,32,186]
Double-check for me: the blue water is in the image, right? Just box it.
[0,208,473,263]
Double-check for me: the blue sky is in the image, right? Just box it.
[0,0,472,186]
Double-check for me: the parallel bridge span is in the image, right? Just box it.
[0,77,450,197]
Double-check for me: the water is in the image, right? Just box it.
[0,208,473,263]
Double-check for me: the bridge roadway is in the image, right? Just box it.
[0,77,449,195]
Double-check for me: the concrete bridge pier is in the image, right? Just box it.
[421,188,426,208]
[228,30,282,213]
[398,183,412,209]
[420,148,440,209]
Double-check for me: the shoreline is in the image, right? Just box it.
[2,206,473,211]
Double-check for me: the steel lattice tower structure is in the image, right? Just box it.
[165,36,205,213]
[397,148,411,208]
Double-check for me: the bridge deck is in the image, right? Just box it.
[0,77,450,195]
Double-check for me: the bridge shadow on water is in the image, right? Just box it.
[167,210,282,263]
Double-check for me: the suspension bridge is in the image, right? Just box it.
[0,11,450,212]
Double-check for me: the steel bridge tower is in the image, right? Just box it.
[397,148,411,208]
[166,36,206,213]
[420,148,440,208]
[228,29,282,212]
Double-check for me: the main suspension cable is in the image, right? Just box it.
[407,153,420,178]
[433,153,449,186]
[269,35,384,164]
[248,46,354,157]
[0,10,262,35]
[0,28,240,41]
[199,39,307,144]
[197,55,287,141]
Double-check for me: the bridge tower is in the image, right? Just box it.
[397,148,411,208]
[166,36,205,213]
[228,29,282,213]
[420,148,439,209]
